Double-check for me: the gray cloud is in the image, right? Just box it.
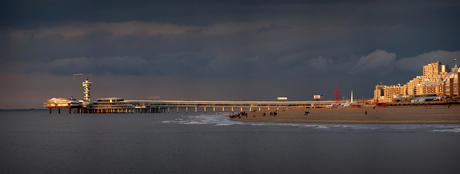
[257,24,290,33]
[308,56,334,71]
[355,50,396,74]
[396,50,460,73]
[33,57,150,75]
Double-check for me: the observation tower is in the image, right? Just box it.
[82,77,92,102]
[73,73,92,102]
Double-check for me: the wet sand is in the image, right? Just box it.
[230,105,460,124]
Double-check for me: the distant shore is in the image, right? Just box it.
[229,104,460,124]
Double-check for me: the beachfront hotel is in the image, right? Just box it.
[374,61,459,101]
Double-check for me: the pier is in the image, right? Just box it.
[45,99,336,114]
[43,74,335,114]
[126,100,336,113]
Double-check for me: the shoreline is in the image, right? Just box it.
[228,105,460,124]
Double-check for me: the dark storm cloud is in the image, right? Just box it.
[2,0,459,29]
[1,0,460,105]
[4,17,460,83]
[0,0,296,28]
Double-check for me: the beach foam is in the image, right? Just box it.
[162,114,460,132]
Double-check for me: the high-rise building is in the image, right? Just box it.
[383,84,405,99]
[374,61,454,99]
[442,65,459,97]
[374,85,386,100]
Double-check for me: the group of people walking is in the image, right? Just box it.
[229,111,248,119]
[262,111,277,116]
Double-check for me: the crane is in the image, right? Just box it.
[73,73,91,79]
[73,73,92,102]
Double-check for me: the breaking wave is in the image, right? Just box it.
[162,113,460,132]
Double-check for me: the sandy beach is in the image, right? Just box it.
[229,105,460,124]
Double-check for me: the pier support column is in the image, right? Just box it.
[213,107,215,113]
[58,108,60,114]
[204,107,206,113]
[69,108,71,114]
[168,107,170,113]
[259,107,260,111]
[49,108,51,114]
[249,107,251,112]
[177,107,179,113]
[186,107,188,113]
[195,106,197,113]
[231,107,233,112]
[240,107,243,112]
[222,107,224,112]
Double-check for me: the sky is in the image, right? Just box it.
[1,0,460,109]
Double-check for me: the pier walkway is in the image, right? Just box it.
[124,100,337,113]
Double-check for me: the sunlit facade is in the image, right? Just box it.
[44,97,80,108]
[374,61,458,99]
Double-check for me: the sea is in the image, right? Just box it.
[1,111,460,174]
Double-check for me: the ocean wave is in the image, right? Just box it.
[432,128,460,133]
[162,114,460,133]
